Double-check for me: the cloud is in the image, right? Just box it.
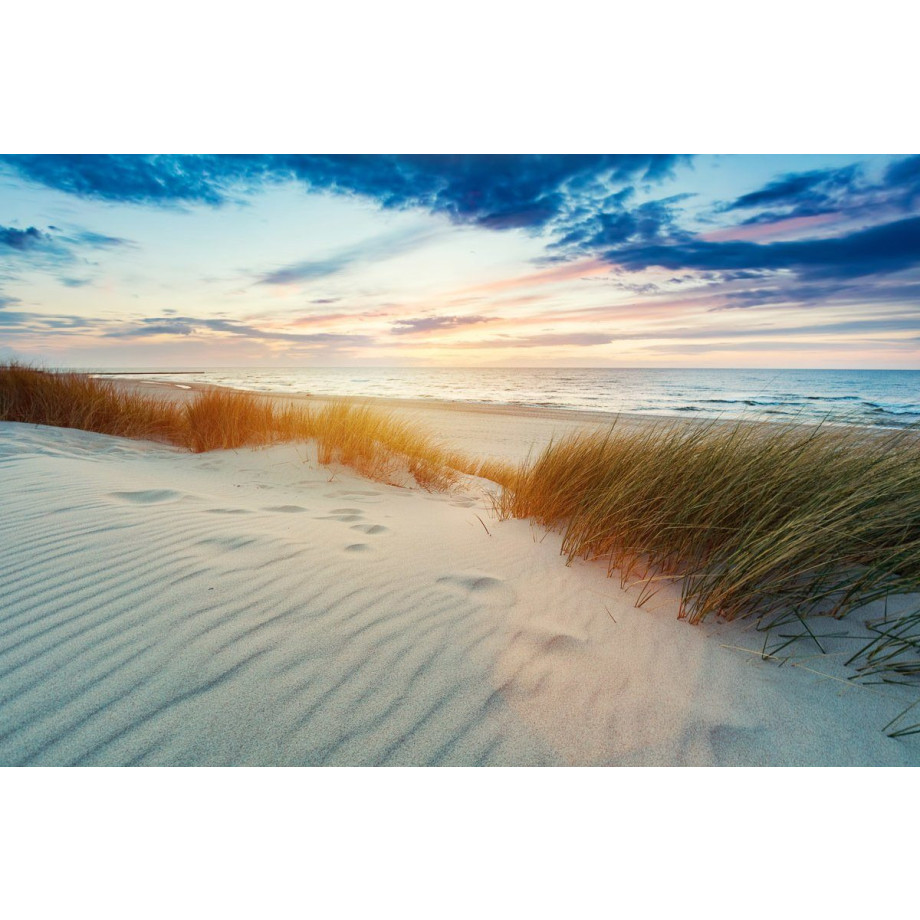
[712,278,920,311]
[0,293,22,308]
[551,193,694,255]
[883,154,920,210]
[258,257,353,286]
[68,230,133,249]
[455,332,614,348]
[0,222,136,287]
[103,315,375,346]
[1,226,47,251]
[723,164,862,216]
[0,309,94,331]
[256,227,434,285]
[390,315,494,335]
[606,215,920,280]
[0,154,688,235]
[719,156,920,227]
[0,154,238,206]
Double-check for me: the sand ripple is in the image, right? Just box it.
[2,422,917,766]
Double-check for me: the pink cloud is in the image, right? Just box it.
[702,213,843,243]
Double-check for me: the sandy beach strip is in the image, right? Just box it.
[108,376,787,465]
[2,401,919,766]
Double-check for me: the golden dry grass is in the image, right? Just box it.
[495,417,920,624]
[0,365,469,490]
[0,364,185,443]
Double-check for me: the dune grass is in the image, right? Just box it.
[495,417,920,626]
[183,388,288,452]
[0,363,186,443]
[0,365,465,490]
[310,399,462,490]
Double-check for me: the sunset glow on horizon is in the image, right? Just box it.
[1,153,918,369]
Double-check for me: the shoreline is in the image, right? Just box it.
[110,376,911,464]
[108,377,750,465]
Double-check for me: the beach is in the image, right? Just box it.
[2,377,918,766]
[109,376,763,465]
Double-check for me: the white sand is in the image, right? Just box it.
[2,417,918,766]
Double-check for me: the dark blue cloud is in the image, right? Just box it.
[1,225,47,251]
[608,215,920,280]
[720,156,920,226]
[0,223,135,288]
[552,193,693,253]
[0,154,688,233]
[723,164,862,215]
[882,154,920,209]
[0,155,236,206]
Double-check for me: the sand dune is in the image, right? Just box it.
[1,420,918,766]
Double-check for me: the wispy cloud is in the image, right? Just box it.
[256,227,435,286]
[451,332,615,349]
[103,315,375,346]
[0,222,135,282]
[390,315,494,335]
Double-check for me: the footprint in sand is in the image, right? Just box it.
[204,507,252,515]
[108,489,182,504]
[262,505,308,513]
[541,633,585,656]
[436,574,516,606]
[344,543,372,553]
[350,523,388,535]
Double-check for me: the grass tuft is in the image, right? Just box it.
[183,388,280,452]
[0,363,184,443]
[310,399,459,490]
[496,416,920,624]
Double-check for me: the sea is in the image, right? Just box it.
[93,367,920,429]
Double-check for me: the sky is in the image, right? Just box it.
[1,153,919,369]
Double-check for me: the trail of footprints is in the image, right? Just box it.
[106,488,510,606]
[314,503,390,554]
[2,460,536,765]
